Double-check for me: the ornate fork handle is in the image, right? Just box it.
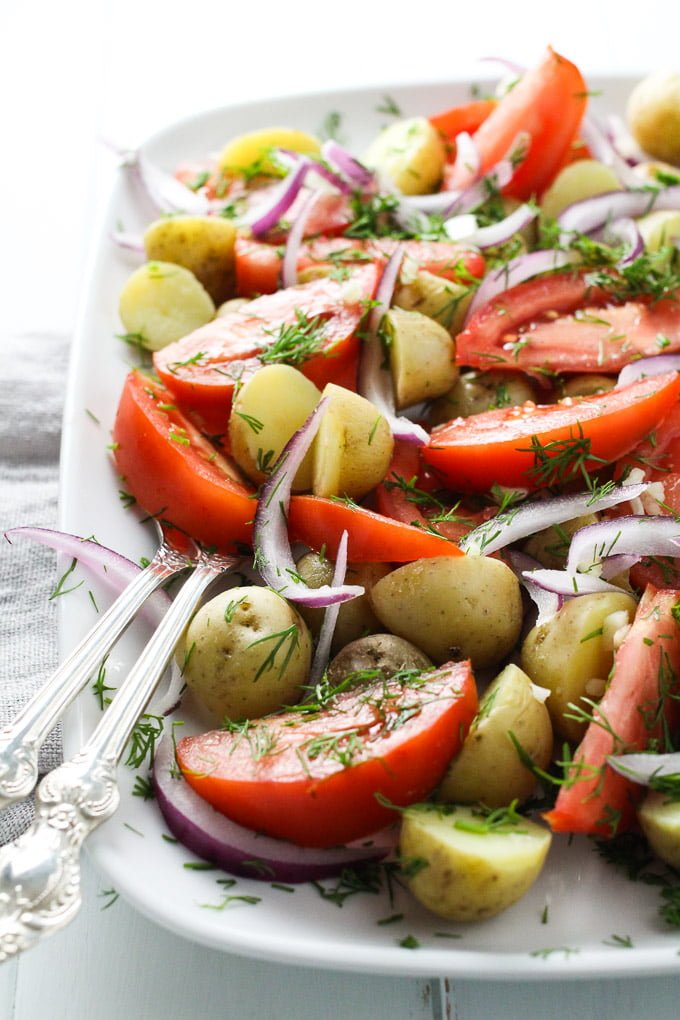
[0,540,191,810]
[0,551,235,960]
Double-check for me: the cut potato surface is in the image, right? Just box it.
[638,790,680,869]
[143,215,237,305]
[363,117,446,195]
[382,307,457,409]
[400,803,552,921]
[312,384,394,500]
[219,127,321,176]
[119,261,215,352]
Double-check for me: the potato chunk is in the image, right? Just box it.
[400,803,552,922]
[539,159,621,222]
[428,370,536,427]
[312,384,393,499]
[370,556,523,669]
[143,215,237,305]
[362,117,446,195]
[521,592,638,742]
[393,271,472,333]
[218,127,321,176]
[638,790,680,868]
[228,364,321,489]
[440,664,553,807]
[119,261,215,351]
[381,307,457,409]
[627,71,680,165]
[181,587,312,721]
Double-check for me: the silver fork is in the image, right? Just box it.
[0,521,193,811]
[0,542,237,960]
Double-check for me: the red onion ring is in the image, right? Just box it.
[444,131,530,215]
[507,550,562,625]
[309,530,349,685]
[153,736,397,882]
[557,186,680,241]
[281,190,321,288]
[321,140,374,188]
[608,750,680,785]
[567,515,680,577]
[358,247,429,446]
[522,568,626,597]
[253,401,364,608]
[603,216,644,266]
[463,248,574,325]
[617,354,680,388]
[449,131,481,188]
[447,202,537,249]
[247,158,312,236]
[111,230,145,254]
[579,114,640,187]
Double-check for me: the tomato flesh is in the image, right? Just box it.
[177,661,478,848]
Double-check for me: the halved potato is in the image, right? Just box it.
[393,271,472,333]
[118,261,215,351]
[143,215,237,305]
[638,790,680,868]
[381,307,457,409]
[400,803,552,921]
[218,127,321,176]
[362,117,446,195]
[539,159,621,222]
[636,210,680,253]
[312,384,393,499]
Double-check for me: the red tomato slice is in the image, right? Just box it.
[444,48,587,199]
[112,372,254,551]
[153,265,378,434]
[288,494,463,562]
[177,660,478,847]
[545,586,680,837]
[456,270,680,375]
[234,236,486,297]
[429,98,497,144]
[422,372,680,492]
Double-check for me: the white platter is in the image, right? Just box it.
[58,74,680,979]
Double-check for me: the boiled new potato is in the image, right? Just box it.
[521,591,638,743]
[143,216,237,305]
[439,664,553,807]
[228,364,321,489]
[381,307,457,409]
[370,556,523,669]
[539,159,621,222]
[218,127,321,176]
[294,554,392,651]
[362,117,446,195]
[638,790,680,868]
[181,587,312,721]
[326,633,432,685]
[627,71,680,165]
[393,271,472,333]
[522,513,598,570]
[312,384,393,499]
[560,375,616,399]
[400,803,552,922]
[119,261,215,352]
[428,370,536,427]
[636,210,680,253]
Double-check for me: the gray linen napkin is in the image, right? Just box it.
[0,330,69,843]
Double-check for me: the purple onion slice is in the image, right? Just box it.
[281,190,320,288]
[253,400,364,608]
[447,202,537,250]
[459,482,649,557]
[603,216,644,266]
[557,186,680,241]
[522,568,626,597]
[463,248,575,325]
[617,354,680,388]
[321,140,374,188]
[507,550,562,625]
[309,530,349,685]
[579,114,640,187]
[566,515,680,577]
[246,158,312,236]
[449,131,481,185]
[153,736,397,883]
[607,751,680,785]
[444,131,530,217]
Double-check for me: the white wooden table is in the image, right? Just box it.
[4,2,680,1015]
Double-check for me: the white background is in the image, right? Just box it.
[3,1,680,1016]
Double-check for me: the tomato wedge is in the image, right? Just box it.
[112,372,255,551]
[288,494,463,562]
[177,660,478,847]
[429,98,497,144]
[457,271,680,375]
[444,48,587,198]
[545,586,680,837]
[234,236,485,297]
[422,372,680,492]
[154,265,378,434]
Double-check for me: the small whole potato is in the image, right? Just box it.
[559,375,616,399]
[439,664,553,807]
[143,215,237,305]
[521,591,637,742]
[312,384,394,500]
[219,127,321,177]
[638,790,680,868]
[400,803,552,922]
[326,634,433,685]
[181,587,312,721]
[428,370,536,427]
[370,555,523,669]
[294,553,392,651]
[362,117,446,194]
[628,71,680,165]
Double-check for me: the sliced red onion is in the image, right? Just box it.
[446,202,537,249]
[460,482,650,557]
[449,131,481,186]
[463,248,575,325]
[507,550,561,626]
[309,530,349,685]
[359,248,429,446]
[478,56,526,75]
[605,114,648,167]
[617,354,680,388]
[281,190,321,288]
[444,131,530,215]
[245,159,311,236]
[607,750,680,785]
[603,216,644,266]
[124,150,211,215]
[277,149,352,195]
[557,186,680,241]
[395,192,464,215]
[522,568,626,596]
[153,736,396,882]
[253,401,364,607]
[321,140,374,188]
[567,515,680,577]
[579,114,640,188]
[111,230,145,254]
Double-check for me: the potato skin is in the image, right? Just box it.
[400,804,552,921]
[143,216,237,305]
[294,554,392,651]
[312,384,394,500]
[428,370,536,427]
[382,307,457,409]
[439,664,553,807]
[182,587,312,721]
[627,71,680,165]
[521,591,637,742]
[638,790,680,868]
[363,117,446,195]
[370,556,523,669]
[327,634,432,685]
